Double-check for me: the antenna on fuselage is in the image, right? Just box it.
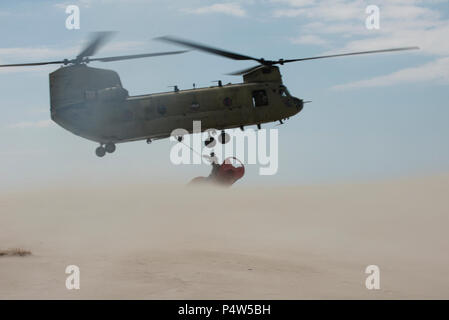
[168,85,179,92]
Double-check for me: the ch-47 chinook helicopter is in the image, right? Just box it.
[0,32,418,157]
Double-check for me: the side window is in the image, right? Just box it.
[223,97,232,107]
[252,90,268,107]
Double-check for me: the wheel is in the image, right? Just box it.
[146,138,152,144]
[205,137,216,148]
[95,146,106,157]
[105,142,116,153]
[177,136,183,142]
[219,131,230,144]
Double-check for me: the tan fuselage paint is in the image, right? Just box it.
[50,65,302,144]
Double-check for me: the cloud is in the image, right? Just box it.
[0,40,147,74]
[101,40,146,52]
[0,46,76,60]
[0,45,82,74]
[279,0,449,54]
[0,64,54,75]
[7,120,54,129]
[270,0,315,6]
[183,3,246,17]
[290,34,328,46]
[274,0,365,21]
[332,57,449,90]
[329,22,449,57]
[273,8,304,18]
[275,0,449,89]
[54,0,93,9]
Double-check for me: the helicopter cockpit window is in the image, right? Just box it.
[279,86,289,97]
[252,90,268,107]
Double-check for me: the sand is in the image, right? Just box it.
[0,175,448,299]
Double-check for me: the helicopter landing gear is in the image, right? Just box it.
[105,142,116,153]
[96,142,115,157]
[205,137,216,148]
[205,131,229,147]
[95,145,106,157]
[219,131,230,144]
[177,136,183,142]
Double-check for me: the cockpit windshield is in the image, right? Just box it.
[279,85,291,97]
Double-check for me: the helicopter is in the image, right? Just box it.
[0,32,418,157]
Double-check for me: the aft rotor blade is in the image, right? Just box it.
[280,46,419,64]
[90,50,188,62]
[0,60,67,68]
[77,31,116,60]
[156,36,261,62]
[227,64,263,76]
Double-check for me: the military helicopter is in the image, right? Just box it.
[0,32,418,157]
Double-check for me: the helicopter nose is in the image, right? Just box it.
[293,97,303,112]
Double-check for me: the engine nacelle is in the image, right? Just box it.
[96,86,128,101]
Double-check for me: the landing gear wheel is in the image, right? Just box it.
[219,131,230,144]
[105,142,116,153]
[177,136,183,142]
[205,137,216,148]
[95,146,106,157]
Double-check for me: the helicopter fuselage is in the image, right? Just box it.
[0,33,418,157]
[50,64,303,146]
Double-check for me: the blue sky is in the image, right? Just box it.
[0,0,448,190]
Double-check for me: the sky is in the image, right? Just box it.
[0,0,448,190]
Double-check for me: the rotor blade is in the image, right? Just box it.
[227,64,263,76]
[0,60,67,68]
[90,50,188,62]
[156,36,261,62]
[77,31,116,60]
[279,46,419,64]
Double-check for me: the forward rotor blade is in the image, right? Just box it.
[0,60,66,68]
[280,46,419,64]
[156,36,261,62]
[77,31,116,60]
[90,50,188,62]
[227,64,263,76]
